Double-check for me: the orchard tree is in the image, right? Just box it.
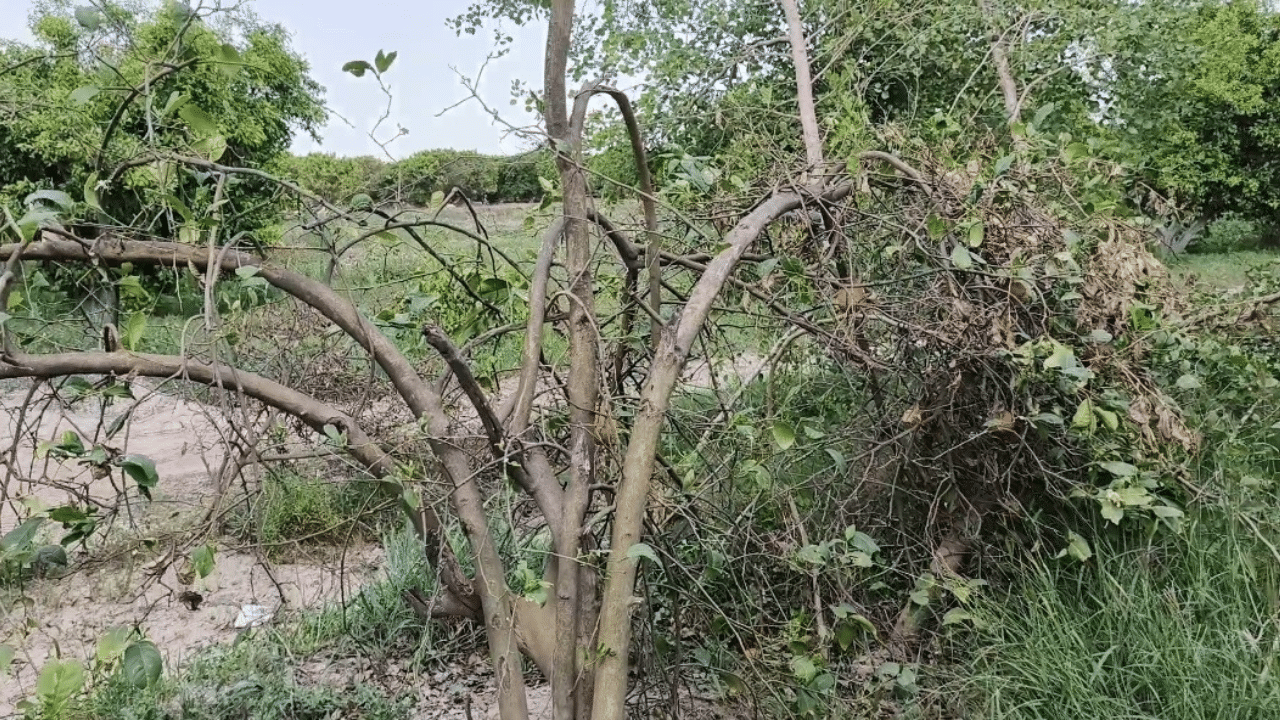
[0,0,1202,718]
[0,0,872,716]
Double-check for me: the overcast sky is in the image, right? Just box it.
[0,0,547,157]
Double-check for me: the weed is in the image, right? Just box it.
[954,517,1280,719]
[81,638,411,720]
[235,469,392,560]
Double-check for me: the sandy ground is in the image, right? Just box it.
[0,352,760,718]
[0,381,382,716]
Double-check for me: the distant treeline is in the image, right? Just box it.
[274,149,559,206]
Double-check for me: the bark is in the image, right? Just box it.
[570,83,661,344]
[779,0,824,171]
[590,181,852,719]
[977,0,1027,139]
[546,3,592,719]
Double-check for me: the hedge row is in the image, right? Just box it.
[275,149,557,207]
[276,144,667,207]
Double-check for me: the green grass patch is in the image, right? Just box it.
[232,469,394,560]
[956,515,1280,719]
[1166,250,1280,292]
[78,637,412,720]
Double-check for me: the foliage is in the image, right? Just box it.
[1110,0,1280,221]
[460,0,1280,229]
[376,148,553,205]
[86,639,410,720]
[274,153,385,206]
[0,0,325,238]
[1193,213,1269,254]
[247,470,390,559]
[14,0,1280,718]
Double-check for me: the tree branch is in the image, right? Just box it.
[778,0,824,170]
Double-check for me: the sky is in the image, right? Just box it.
[0,0,547,157]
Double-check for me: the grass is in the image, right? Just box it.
[1165,249,1280,291]
[954,515,1280,720]
[70,524,443,720]
[79,639,413,720]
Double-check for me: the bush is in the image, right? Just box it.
[275,153,384,205]
[496,150,555,202]
[1193,214,1267,253]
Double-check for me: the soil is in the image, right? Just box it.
[0,348,761,718]
[0,382,387,717]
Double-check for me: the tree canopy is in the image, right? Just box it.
[0,0,324,237]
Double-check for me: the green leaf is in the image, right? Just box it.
[1099,461,1138,477]
[322,424,347,446]
[1071,399,1095,430]
[1175,374,1203,390]
[33,544,67,569]
[374,49,398,74]
[35,659,83,703]
[191,134,227,162]
[1099,501,1124,524]
[74,6,101,29]
[825,447,846,472]
[626,542,663,569]
[161,91,187,117]
[772,420,796,451]
[967,221,984,247]
[790,655,818,683]
[162,195,194,223]
[1,517,44,552]
[1095,407,1119,431]
[1064,142,1091,163]
[1031,102,1056,128]
[70,85,100,106]
[216,43,241,64]
[1042,343,1077,370]
[942,608,982,627]
[0,644,14,674]
[342,60,374,77]
[25,190,74,211]
[926,214,947,240]
[993,154,1014,176]
[119,455,159,499]
[797,543,827,567]
[83,173,100,210]
[96,627,132,663]
[121,312,147,351]
[234,266,260,279]
[1032,412,1064,427]
[1113,487,1154,506]
[178,105,218,137]
[1056,531,1093,562]
[190,544,216,578]
[950,244,973,270]
[121,641,162,688]
[845,527,880,555]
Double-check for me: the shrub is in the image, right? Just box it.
[1194,213,1266,253]
[275,153,385,205]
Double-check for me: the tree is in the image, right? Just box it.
[0,1,1203,719]
[0,0,324,236]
